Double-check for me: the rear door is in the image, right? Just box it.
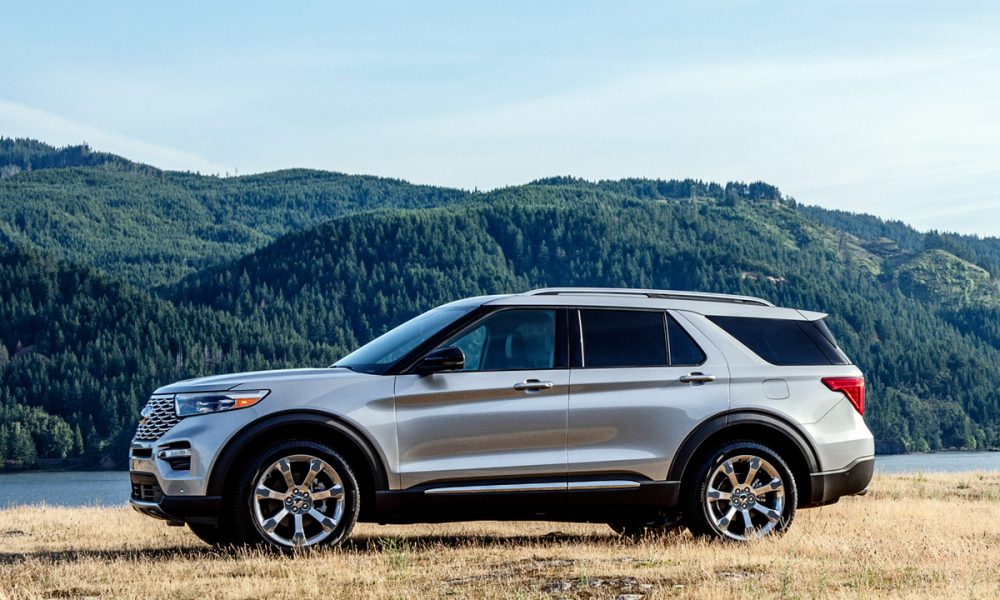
[394,308,570,489]
[567,308,730,481]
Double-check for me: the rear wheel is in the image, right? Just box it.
[683,440,797,541]
[230,440,360,551]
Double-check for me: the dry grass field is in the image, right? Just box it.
[1,473,998,599]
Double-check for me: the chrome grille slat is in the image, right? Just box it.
[133,395,180,442]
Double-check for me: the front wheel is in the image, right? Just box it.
[683,441,797,541]
[231,440,360,551]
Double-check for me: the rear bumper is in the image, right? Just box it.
[129,471,221,525]
[807,456,874,507]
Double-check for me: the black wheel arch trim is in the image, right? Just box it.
[206,410,389,497]
[667,409,821,485]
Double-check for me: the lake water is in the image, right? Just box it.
[873,451,1000,474]
[0,471,130,508]
[1,452,998,507]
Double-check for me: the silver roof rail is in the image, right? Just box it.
[524,287,774,307]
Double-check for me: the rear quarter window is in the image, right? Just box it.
[667,315,706,366]
[707,315,850,366]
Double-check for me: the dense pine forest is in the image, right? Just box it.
[2,138,999,467]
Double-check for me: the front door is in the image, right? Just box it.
[394,308,569,489]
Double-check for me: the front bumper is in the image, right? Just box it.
[129,472,222,524]
[807,456,875,507]
[127,404,263,525]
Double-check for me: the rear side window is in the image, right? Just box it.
[581,309,667,367]
[708,316,850,366]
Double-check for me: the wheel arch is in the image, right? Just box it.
[207,411,390,520]
[668,410,820,507]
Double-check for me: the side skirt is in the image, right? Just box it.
[370,476,680,525]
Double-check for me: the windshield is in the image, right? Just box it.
[333,305,476,374]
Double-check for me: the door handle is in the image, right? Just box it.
[679,372,716,384]
[513,379,554,392]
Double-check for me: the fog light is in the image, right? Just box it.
[157,446,193,470]
[157,448,192,460]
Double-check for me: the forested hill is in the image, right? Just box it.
[0,248,335,466]
[0,138,145,176]
[2,139,1000,467]
[0,139,470,288]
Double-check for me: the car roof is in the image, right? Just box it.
[476,287,826,320]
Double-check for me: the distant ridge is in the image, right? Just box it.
[0,137,150,177]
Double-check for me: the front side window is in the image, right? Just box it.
[334,305,476,374]
[441,309,556,371]
[581,309,667,368]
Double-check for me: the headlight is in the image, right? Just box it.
[174,390,269,417]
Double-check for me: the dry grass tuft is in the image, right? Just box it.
[1,473,999,599]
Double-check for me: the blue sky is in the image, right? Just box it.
[2,1,999,235]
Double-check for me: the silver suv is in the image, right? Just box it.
[130,288,874,548]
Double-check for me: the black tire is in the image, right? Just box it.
[608,514,683,541]
[187,522,236,547]
[683,440,797,540]
[229,439,360,551]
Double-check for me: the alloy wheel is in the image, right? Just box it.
[703,453,786,540]
[251,453,346,548]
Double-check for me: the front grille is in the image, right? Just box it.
[133,395,180,442]
[130,473,163,503]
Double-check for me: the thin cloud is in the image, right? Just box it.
[0,99,229,175]
[371,47,1000,235]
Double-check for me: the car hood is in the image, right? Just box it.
[153,367,369,395]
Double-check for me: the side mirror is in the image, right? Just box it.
[416,347,465,374]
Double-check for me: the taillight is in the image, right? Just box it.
[822,377,865,415]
